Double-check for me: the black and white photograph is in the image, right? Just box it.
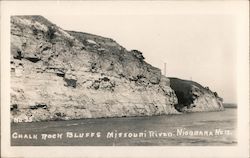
[1,1,249,158]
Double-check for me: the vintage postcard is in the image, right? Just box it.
[1,1,249,158]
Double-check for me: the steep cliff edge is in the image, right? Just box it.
[10,16,223,122]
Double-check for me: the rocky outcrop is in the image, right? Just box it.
[169,78,224,112]
[10,16,223,122]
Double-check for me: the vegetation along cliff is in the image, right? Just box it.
[10,16,224,122]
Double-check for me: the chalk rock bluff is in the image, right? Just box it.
[10,16,223,122]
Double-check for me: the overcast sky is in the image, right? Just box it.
[44,11,237,103]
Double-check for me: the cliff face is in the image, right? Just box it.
[10,16,179,122]
[10,16,223,122]
[169,78,224,112]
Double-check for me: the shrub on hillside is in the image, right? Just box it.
[47,25,56,40]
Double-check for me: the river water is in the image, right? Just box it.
[11,108,237,146]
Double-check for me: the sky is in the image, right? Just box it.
[45,13,237,103]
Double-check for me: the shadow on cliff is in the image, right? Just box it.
[169,77,213,112]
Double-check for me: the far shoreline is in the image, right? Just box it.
[223,103,237,108]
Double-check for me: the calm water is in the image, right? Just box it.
[11,108,237,146]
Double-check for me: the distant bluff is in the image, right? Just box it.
[169,78,223,112]
[10,16,223,122]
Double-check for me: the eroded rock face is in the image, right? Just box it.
[10,16,179,122]
[169,78,224,112]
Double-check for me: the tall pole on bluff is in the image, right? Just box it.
[164,62,166,76]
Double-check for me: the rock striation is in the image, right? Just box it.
[10,16,223,122]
